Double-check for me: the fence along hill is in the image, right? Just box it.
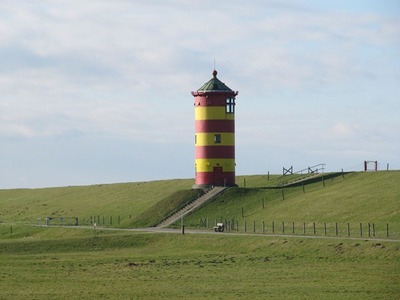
[0,171,399,234]
[178,171,400,238]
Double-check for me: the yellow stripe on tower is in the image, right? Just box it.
[195,159,235,172]
[196,132,234,146]
[195,107,235,120]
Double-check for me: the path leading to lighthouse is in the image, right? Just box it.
[34,224,400,243]
[155,186,227,228]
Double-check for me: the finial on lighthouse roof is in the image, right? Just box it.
[195,69,234,92]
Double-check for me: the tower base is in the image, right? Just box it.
[192,183,238,190]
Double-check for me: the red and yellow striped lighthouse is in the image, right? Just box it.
[191,70,238,189]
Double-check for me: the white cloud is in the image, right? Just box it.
[0,0,399,187]
[331,122,355,138]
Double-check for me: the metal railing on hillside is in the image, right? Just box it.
[276,164,326,187]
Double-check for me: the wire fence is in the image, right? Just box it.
[36,214,399,240]
[37,215,128,226]
[199,218,400,239]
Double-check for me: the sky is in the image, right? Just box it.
[1,0,399,188]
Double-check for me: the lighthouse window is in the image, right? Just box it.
[214,134,221,144]
[226,97,235,114]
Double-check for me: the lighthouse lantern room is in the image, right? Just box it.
[191,70,238,189]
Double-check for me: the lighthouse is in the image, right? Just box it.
[191,70,239,189]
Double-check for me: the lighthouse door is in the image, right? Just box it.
[213,166,224,186]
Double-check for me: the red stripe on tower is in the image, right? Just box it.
[195,120,234,133]
[195,146,235,159]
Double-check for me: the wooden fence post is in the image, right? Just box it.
[347,223,350,237]
[324,223,327,235]
[335,223,338,236]
[313,222,316,235]
[272,221,275,234]
[292,222,295,234]
[303,222,306,234]
[282,221,285,234]
[360,223,363,237]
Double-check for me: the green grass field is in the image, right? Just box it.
[1,171,399,298]
[1,225,399,299]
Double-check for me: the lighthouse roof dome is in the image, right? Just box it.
[197,70,233,92]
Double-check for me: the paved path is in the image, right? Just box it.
[38,224,400,243]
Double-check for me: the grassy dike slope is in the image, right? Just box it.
[0,179,194,227]
[0,171,399,228]
[184,171,400,228]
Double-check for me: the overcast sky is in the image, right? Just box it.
[1,0,399,188]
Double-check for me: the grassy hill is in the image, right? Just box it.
[0,171,399,231]
[0,179,193,227]
[180,171,400,239]
[185,171,400,223]
[1,171,399,299]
